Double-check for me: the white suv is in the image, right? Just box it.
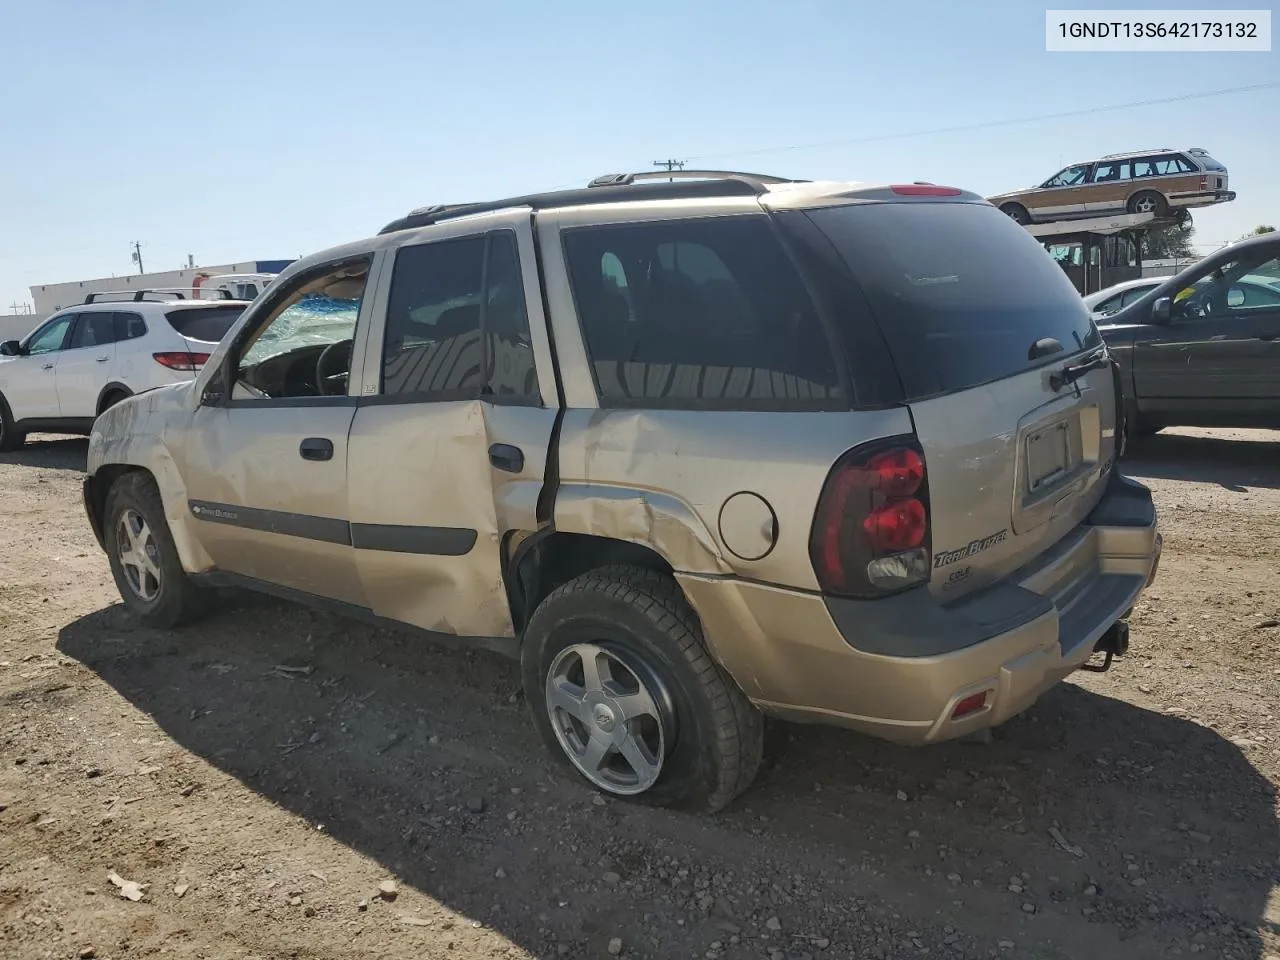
[0,293,247,451]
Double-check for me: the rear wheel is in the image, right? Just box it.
[521,565,764,813]
[0,393,24,453]
[98,389,130,415]
[104,472,210,628]
[1127,190,1169,218]
[1000,203,1031,225]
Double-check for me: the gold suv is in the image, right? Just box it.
[82,171,1162,811]
[988,147,1233,224]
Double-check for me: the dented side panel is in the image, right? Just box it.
[346,400,556,637]
[552,406,915,585]
[87,382,216,575]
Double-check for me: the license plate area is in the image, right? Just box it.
[1026,422,1073,493]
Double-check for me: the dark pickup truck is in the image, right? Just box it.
[1098,232,1280,440]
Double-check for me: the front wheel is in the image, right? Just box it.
[521,565,764,813]
[1000,203,1031,225]
[104,472,210,628]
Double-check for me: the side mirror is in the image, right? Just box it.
[0,340,22,356]
[1152,297,1172,322]
[1227,286,1245,308]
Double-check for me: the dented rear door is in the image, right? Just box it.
[346,211,559,638]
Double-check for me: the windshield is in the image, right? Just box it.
[784,201,1101,400]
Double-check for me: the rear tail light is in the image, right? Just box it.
[1199,174,1207,190]
[890,184,962,197]
[809,438,932,597]
[152,351,209,371]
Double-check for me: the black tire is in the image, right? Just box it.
[521,564,764,813]
[1000,203,1031,225]
[0,392,25,453]
[103,471,210,628]
[1127,190,1169,218]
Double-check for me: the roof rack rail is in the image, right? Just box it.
[378,171,803,236]
[1100,147,1175,159]
[586,169,798,189]
[83,288,239,305]
[85,289,187,304]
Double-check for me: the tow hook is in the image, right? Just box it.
[1079,620,1130,674]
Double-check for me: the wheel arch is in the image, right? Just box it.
[86,433,215,575]
[505,530,676,635]
[96,382,134,415]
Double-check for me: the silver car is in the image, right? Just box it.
[82,171,1162,811]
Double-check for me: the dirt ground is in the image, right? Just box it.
[2,428,1279,960]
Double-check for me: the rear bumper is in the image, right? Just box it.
[680,473,1160,743]
[1172,189,1236,206]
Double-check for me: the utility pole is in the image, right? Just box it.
[652,158,686,182]
[130,241,145,275]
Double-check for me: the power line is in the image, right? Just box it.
[679,81,1280,162]
[536,81,1277,193]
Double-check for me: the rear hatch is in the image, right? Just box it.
[781,198,1116,601]
[165,304,246,355]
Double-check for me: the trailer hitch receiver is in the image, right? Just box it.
[1079,620,1130,674]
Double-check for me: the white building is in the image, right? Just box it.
[29,258,294,319]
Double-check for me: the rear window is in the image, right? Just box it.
[786,202,1101,400]
[562,215,843,409]
[166,305,245,343]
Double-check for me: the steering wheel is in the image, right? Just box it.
[316,339,354,396]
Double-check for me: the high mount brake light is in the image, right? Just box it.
[890,184,962,197]
[809,438,932,598]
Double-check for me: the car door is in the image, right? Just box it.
[2,313,76,421]
[1084,160,1132,215]
[178,252,383,604]
[55,311,119,419]
[1032,163,1094,219]
[1133,247,1280,419]
[345,212,559,640]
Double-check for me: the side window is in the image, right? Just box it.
[483,232,540,400]
[1131,157,1157,178]
[1091,163,1121,183]
[235,259,370,399]
[1173,254,1280,319]
[113,312,148,341]
[1120,286,1153,307]
[25,314,75,355]
[1093,294,1124,316]
[69,312,120,349]
[1043,164,1091,188]
[381,236,485,398]
[563,215,841,407]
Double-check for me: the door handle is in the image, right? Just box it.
[96,355,111,362]
[299,437,334,461]
[41,362,54,370]
[488,443,524,473]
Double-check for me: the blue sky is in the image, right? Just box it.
[1,0,1276,310]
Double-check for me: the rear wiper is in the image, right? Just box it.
[1050,348,1109,392]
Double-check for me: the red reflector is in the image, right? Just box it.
[866,448,924,497]
[862,498,927,552]
[890,184,962,196]
[952,691,988,720]
[152,352,209,371]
